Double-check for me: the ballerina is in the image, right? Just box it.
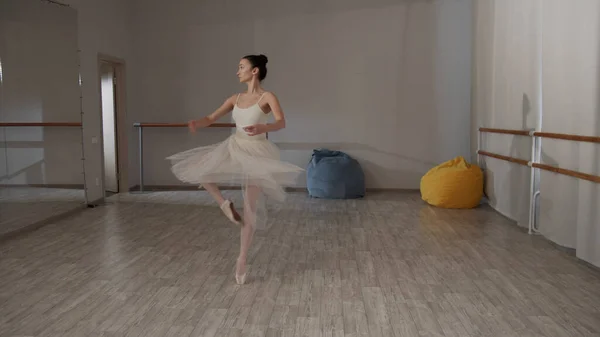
[167,54,304,284]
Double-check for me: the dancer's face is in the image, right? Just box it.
[237,58,257,83]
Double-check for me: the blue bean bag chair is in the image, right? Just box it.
[306,149,365,199]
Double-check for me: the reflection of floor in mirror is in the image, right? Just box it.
[0,187,86,236]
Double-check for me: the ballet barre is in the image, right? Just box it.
[478,127,531,136]
[133,122,235,128]
[0,122,82,127]
[477,127,600,235]
[132,122,240,192]
[1,122,87,203]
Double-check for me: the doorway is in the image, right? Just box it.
[100,62,118,193]
[98,55,128,197]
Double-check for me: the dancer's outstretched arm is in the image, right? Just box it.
[188,95,237,132]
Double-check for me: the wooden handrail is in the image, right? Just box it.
[133,122,235,128]
[532,163,600,184]
[477,150,529,166]
[533,132,600,144]
[479,127,600,143]
[0,122,82,127]
[479,127,531,136]
[478,150,599,183]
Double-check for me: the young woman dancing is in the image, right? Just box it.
[167,54,304,284]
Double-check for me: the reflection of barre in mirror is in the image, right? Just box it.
[0,0,86,239]
[165,54,304,285]
[477,127,600,236]
[0,122,82,127]
[0,122,87,238]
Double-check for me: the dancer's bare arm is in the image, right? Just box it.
[243,92,286,136]
[188,95,236,132]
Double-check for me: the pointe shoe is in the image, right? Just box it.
[235,272,247,285]
[235,259,248,284]
[220,200,242,225]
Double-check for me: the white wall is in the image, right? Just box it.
[0,0,83,186]
[472,0,600,267]
[55,0,134,202]
[128,0,473,189]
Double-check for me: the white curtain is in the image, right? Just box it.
[539,0,600,267]
[472,0,542,228]
[473,0,600,268]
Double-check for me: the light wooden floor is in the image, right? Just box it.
[1,190,599,337]
[0,187,85,236]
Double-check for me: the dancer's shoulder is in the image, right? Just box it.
[261,91,278,101]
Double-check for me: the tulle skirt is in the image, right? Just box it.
[166,133,304,229]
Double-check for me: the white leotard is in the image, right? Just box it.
[232,92,269,140]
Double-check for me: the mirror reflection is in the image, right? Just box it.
[0,0,86,238]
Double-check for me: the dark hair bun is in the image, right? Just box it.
[242,54,269,81]
[258,54,268,65]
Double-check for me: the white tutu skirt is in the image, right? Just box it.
[166,133,304,228]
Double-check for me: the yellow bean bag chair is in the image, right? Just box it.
[420,156,483,209]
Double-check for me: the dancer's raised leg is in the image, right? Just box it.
[236,184,260,284]
[202,183,241,224]
[202,183,225,204]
